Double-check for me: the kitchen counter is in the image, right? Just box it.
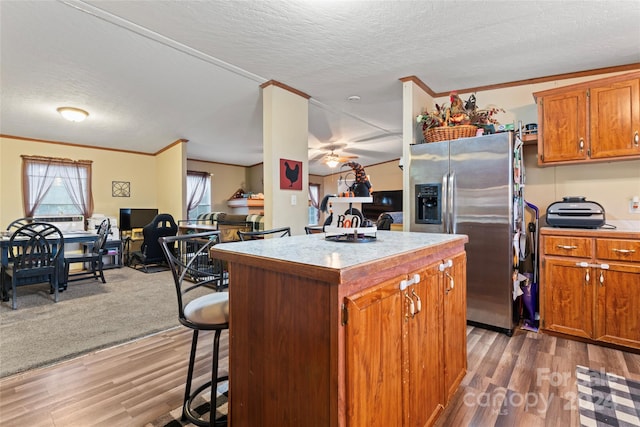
[541,222,640,240]
[211,230,468,426]
[213,230,465,267]
[212,230,468,285]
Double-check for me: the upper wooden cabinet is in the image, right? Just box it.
[533,71,640,165]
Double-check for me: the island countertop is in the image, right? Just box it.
[211,230,468,282]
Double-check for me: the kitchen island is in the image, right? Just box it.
[211,230,468,427]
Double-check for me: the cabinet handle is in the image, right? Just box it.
[585,268,590,285]
[404,292,415,318]
[634,131,639,147]
[599,270,605,287]
[612,248,636,254]
[579,138,584,151]
[411,289,422,314]
[558,245,578,250]
[445,271,454,293]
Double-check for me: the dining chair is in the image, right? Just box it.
[5,217,34,232]
[160,231,228,427]
[64,218,110,284]
[304,225,324,234]
[237,226,291,241]
[1,222,64,310]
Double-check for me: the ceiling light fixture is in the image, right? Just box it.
[57,107,89,122]
[347,95,360,102]
[326,158,339,168]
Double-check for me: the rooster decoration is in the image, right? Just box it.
[284,161,300,188]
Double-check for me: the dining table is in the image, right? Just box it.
[1,230,99,289]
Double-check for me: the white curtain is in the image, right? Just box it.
[187,171,210,213]
[22,156,93,219]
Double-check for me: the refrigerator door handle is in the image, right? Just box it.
[448,171,456,234]
[442,172,449,233]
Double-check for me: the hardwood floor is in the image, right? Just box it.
[1,325,638,427]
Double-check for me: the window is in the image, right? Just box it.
[22,156,94,218]
[308,183,320,225]
[187,171,211,220]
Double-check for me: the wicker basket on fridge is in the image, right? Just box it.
[423,125,478,143]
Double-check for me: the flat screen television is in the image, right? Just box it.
[362,190,403,221]
[119,208,159,230]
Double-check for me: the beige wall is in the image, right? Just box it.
[524,146,640,222]
[0,136,158,227]
[186,159,251,213]
[156,141,187,221]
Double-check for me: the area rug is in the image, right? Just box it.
[0,267,192,377]
[146,381,228,427]
[577,365,640,427]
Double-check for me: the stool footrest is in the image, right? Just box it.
[183,375,228,427]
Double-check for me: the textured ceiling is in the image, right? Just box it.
[1,1,639,175]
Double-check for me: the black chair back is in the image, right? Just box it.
[159,231,224,324]
[141,214,178,263]
[92,218,111,255]
[6,217,34,232]
[3,222,64,309]
[8,223,64,271]
[237,226,291,241]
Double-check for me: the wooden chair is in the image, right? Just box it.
[160,231,228,426]
[237,226,291,241]
[1,222,64,310]
[64,218,110,284]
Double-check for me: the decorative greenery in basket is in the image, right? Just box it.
[416,92,505,142]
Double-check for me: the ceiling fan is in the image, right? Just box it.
[323,150,358,168]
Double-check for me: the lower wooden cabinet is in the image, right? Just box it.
[540,229,640,349]
[344,252,466,426]
[442,252,467,403]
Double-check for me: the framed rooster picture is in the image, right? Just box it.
[279,158,302,190]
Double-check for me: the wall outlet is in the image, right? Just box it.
[630,196,640,214]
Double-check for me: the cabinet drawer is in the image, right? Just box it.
[543,236,592,257]
[596,239,640,262]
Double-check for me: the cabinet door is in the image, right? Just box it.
[405,264,444,427]
[539,89,588,163]
[542,258,593,338]
[442,252,467,404]
[590,78,640,158]
[344,276,404,427]
[594,263,640,349]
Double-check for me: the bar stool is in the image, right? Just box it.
[160,231,228,427]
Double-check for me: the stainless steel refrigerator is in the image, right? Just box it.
[409,132,524,335]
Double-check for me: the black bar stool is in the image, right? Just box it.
[160,231,228,426]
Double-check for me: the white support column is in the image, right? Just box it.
[261,81,310,234]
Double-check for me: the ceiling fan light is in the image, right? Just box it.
[57,107,89,122]
[326,158,339,168]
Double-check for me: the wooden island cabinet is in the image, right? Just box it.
[540,227,640,350]
[211,231,468,427]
